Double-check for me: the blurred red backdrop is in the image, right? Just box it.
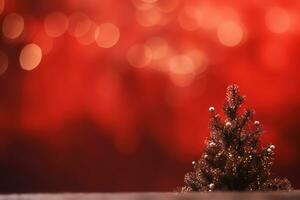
[0,0,299,193]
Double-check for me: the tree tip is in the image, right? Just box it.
[226,84,240,97]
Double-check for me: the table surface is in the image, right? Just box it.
[0,192,299,200]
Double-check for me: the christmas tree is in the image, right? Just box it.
[182,84,292,192]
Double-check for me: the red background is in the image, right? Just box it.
[0,0,299,192]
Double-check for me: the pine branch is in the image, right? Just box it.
[181,84,292,192]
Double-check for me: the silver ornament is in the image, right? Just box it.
[254,121,260,126]
[225,121,232,127]
[269,145,275,150]
[209,142,216,147]
[209,107,215,112]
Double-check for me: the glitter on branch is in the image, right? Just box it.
[182,84,292,192]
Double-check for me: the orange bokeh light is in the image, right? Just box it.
[95,23,120,48]
[68,13,92,38]
[217,20,244,47]
[20,43,42,71]
[127,44,152,68]
[266,7,291,34]
[2,13,24,39]
[44,12,69,38]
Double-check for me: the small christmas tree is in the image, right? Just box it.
[182,84,292,192]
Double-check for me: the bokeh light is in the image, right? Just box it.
[185,49,208,74]
[95,23,120,48]
[168,55,196,87]
[68,13,92,38]
[157,0,178,13]
[145,37,168,60]
[265,7,291,34]
[19,43,42,71]
[178,6,201,31]
[217,20,244,47]
[141,0,158,3]
[127,44,152,68]
[77,22,98,45]
[44,12,69,37]
[136,7,163,27]
[168,55,195,75]
[131,0,156,11]
[2,13,24,39]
